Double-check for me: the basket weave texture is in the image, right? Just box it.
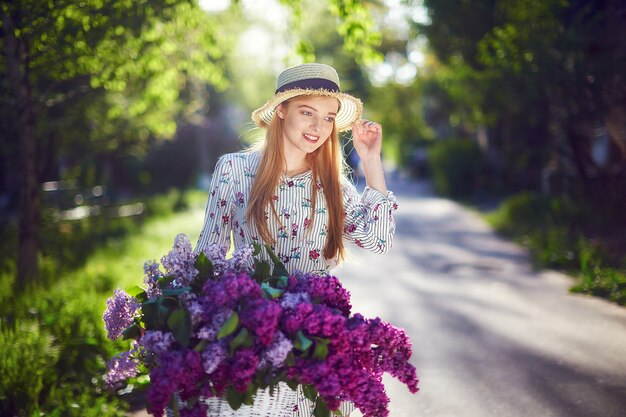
[166,382,297,417]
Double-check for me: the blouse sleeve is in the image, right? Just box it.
[194,154,235,255]
[342,179,398,254]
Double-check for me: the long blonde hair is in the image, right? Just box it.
[246,99,347,261]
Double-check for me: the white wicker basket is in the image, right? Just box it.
[166,382,298,417]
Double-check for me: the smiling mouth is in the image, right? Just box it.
[302,133,320,143]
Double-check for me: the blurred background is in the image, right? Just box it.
[1,0,625,416]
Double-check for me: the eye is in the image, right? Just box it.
[302,111,312,116]
[324,117,335,122]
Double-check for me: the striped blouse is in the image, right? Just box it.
[194,151,398,273]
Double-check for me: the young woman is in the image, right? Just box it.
[194,63,397,417]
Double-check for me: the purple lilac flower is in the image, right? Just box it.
[240,298,281,346]
[143,260,162,299]
[230,348,259,392]
[203,272,261,308]
[146,350,205,417]
[281,301,313,334]
[291,274,351,316]
[103,289,141,340]
[229,244,254,272]
[264,331,293,367]
[279,291,310,309]
[139,331,175,355]
[197,325,217,342]
[104,350,139,389]
[185,298,204,326]
[201,342,227,374]
[211,307,232,329]
[302,304,346,338]
[161,234,197,287]
[202,243,229,273]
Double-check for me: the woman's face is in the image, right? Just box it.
[277,95,340,160]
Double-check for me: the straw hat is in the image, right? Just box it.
[251,63,363,132]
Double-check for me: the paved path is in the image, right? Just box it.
[131,178,626,417]
[337,178,626,417]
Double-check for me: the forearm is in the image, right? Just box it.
[361,155,388,195]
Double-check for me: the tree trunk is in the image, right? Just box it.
[3,7,39,291]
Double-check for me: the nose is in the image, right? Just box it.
[310,116,321,131]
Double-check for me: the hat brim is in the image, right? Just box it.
[251,88,363,133]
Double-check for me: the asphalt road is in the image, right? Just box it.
[338,178,626,417]
[130,178,626,417]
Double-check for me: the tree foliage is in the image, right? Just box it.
[414,0,626,199]
[1,0,386,288]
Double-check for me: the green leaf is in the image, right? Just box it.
[225,386,244,410]
[252,242,262,256]
[312,338,329,361]
[193,339,208,352]
[243,382,257,405]
[313,398,331,417]
[121,323,141,340]
[253,260,271,282]
[229,327,254,351]
[275,275,289,289]
[157,275,175,289]
[261,282,285,299]
[167,308,192,347]
[285,379,299,391]
[194,251,213,279]
[302,384,318,402]
[162,287,191,297]
[273,264,289,278]
[142,300,160,330]
[263,244,289,277]
[286,351,296,367]
[217,311,239,339]
[126,285,146,300]
[264,244,282,265]
[293,331,313,352]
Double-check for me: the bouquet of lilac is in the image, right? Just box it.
[103,234,419,417]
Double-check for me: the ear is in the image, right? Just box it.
[276,104,285,119]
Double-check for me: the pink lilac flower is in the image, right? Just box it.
[103,289,140,340]
[104,350,139,389]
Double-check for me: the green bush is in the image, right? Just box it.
[0,189,207,416]
[428,139,488,198]
[0,288,128,417]
[571,240,626,305]
[487,191,626,305]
